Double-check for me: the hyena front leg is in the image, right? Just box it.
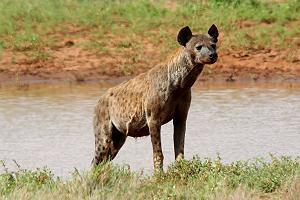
[147,112,164,171]
[173,91,191,161]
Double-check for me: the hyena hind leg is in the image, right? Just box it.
[92,102,113,166]
[110,124,126,159]
[92,119,126,166]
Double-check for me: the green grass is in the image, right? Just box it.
[1,156,299,199]
[0,0,299,54]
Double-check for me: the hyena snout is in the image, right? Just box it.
[196,49,218,64]
[209,52,218,63]
[209,52,217,59]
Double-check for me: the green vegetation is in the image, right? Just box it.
[0,0,299,53]
[1,156,299,199]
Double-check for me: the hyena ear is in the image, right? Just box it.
[208,24,219,42]
[177,26,192,47]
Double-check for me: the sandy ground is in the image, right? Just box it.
[0,32,300,86]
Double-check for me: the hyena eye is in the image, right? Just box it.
[196,45,202,51]
[211,44,216,50]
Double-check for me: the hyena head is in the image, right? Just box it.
[177,24,219,64]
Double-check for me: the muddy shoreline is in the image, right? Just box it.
[1,47,300,87]
[1,69,299,88]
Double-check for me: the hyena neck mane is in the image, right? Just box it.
[165,48,204,90]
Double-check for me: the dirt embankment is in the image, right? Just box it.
[0,30,300,86]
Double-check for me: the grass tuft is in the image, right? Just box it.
[1,156,299,199]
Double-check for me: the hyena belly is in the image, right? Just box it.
[107,85,148,137]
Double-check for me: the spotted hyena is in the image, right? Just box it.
[92,24,219,170]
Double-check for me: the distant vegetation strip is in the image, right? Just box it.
[0,0,299,52]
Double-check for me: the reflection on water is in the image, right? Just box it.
[0,83,300,176]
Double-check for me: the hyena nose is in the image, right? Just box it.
[209,53,217,59]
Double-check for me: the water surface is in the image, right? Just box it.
[0,83,299,176]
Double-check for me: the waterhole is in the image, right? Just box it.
[0,83,299,176]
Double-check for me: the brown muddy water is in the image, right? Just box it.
[0,83,300,176]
